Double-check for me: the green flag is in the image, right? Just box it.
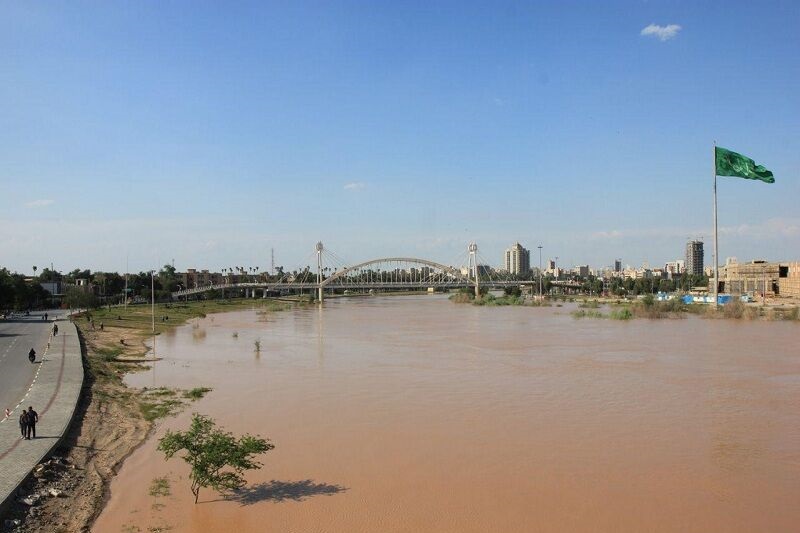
[715,146,775,183]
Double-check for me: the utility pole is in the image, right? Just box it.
[124,255,128,310]
[51,262,55,308]
[151,269,156,359]
[151,270,155,334]
[538,245,543,299]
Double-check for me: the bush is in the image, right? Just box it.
[183,387,213,400]
[571,309,605,319]
[610,308,633,320]
[722,299,746,319]
[449,292,474,304]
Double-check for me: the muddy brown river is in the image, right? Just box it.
[93,296,800,532]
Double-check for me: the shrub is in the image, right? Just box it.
[610,308,633,320]
[158,414,273,503]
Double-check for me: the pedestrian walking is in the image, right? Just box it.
[19,410,28,439]
[53,324,58,336]
[4,408,10,419]
[99,322,104,331]
[25,406,38,439]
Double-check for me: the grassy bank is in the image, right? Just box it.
[449,290,552,307]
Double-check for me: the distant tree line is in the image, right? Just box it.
[0,264,188,311]
[0,268,52,311]
[501,271,709,297]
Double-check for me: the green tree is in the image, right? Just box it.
[37,268,61,283]
[64,286,98,310]
[503,286,522,297]
[65,269,92,283]
[0,269,51,310]
[159,264,180,293]
[158,414,273,503]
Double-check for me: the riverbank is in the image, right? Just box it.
[4,298,293,533]
[569,297,800,321]
[450,290,800,321]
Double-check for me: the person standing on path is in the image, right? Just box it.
[19,410,28,439]
[53,323,58,336]
[25,406,38,439]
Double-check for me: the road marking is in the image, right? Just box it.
[0,329,68,461]
[0,328,52,424]
[0,336,20,361]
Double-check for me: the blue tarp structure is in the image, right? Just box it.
[682,294,732,305]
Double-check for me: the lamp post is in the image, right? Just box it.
[538,245,543,299]
[151,269,157,360]
[151,270,155,334]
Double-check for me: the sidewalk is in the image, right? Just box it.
[0,319,84,517]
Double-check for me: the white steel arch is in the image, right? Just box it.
[320,257,474,287]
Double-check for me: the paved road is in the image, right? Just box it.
[0,316,83,518]
[0,312,57,416]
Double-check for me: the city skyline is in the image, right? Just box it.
[1,2,798,273]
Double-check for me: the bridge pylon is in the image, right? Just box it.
[468,242,480,298]
[316,241,324,303]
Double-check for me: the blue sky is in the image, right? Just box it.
[1,1,798,274]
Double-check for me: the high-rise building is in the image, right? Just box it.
[504,243,530,275]
[614,259,622,273]
[664,260,685,279]
[685,240,704,276]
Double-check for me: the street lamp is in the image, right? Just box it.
[151,270,155,334]
[538,245,543,298]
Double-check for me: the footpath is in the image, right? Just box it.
[0,318,84,519]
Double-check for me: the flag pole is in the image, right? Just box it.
[712,142,719,308]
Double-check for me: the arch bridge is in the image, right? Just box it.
[172,243,534,301]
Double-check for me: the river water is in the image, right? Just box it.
[93,296,800,532]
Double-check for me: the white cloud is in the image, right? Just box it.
[24,199,54,208]
[591,230,624,240]
[343,182,365,191]
[719,217,800,239]
[640,23,682,42]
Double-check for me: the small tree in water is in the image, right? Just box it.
[158,414,273,503]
